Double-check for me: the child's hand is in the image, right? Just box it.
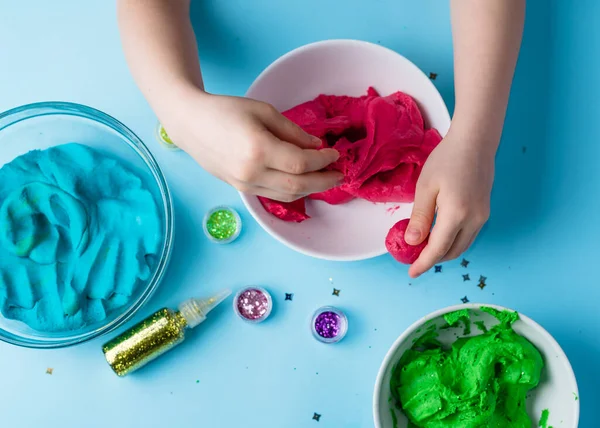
[167,92,343,202]
[405,128,495,278]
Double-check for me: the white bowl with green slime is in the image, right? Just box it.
[373,304,579,428]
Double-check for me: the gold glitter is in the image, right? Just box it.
[103,309,187,377]
[46,368,53,375]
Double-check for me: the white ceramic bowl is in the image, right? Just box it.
[241,40,451,261]
[373,304,579,428]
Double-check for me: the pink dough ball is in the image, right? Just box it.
[385,218,428,264]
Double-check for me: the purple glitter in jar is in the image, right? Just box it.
[234,287,272,323]
[311,306,348,344]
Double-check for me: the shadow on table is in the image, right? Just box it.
[189,1,255,93]
[482,1,555,245]
[552,327,598,427]
[148,191,210,305]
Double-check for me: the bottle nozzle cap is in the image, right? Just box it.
[178,289,232,328]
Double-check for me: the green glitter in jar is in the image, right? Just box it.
[203,206,241,244]
[156,123,179,150]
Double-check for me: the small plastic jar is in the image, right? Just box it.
[156,122,180,151]
[203,206,242,244]
[311,306,348,344]
[233,287,273,323]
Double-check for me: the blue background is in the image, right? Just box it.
[0,0,597,427]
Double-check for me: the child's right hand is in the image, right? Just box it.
[164,92,343,202]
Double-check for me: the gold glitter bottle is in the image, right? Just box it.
[103,289,231,377]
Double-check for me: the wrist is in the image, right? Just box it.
[153,78,207,114]
[152,83,212,151]
[447,111,502,158]
[153,80,209,120]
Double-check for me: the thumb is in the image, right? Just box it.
[259,105,322,149]
[406,186,437,245]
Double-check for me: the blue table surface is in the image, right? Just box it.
[1,1,598,427]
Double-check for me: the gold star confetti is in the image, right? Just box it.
[46,368,53,375]
[332,288,340,296]
[478,275,487,290]
[429,72,438,80]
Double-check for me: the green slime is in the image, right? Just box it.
[390,307,544,427]
[538,409,551,428]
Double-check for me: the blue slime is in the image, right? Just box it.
[0,144,162,332]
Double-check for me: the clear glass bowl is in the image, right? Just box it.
[0,102,174,348]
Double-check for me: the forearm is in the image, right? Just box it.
[449,0,525,154]
[117,0,204,120]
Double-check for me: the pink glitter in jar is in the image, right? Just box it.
[234,287,272,323]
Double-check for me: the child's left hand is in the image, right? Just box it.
[405,127,496,278]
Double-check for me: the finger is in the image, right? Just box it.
[265,141,340,174]
[229,179,305,202]
[258,105,321,149]
[254,187,305,202]
[408,214,462,278]
[445,224,483,261]
[465,227,482,251]
[405,184,438,245]
[258,169,344,196]
[442,227,475,262]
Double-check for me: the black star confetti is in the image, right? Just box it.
[461,296,470,304]
[463,274,470,281]
[522,146,527,154]
[313,413,321,422]
[461,259,470,268]
[285,293,294,301]
[332,288,341,296]
[429,72,438,80]
[479,275,487,283]
[434,265,443,273]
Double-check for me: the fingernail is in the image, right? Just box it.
[311,136,322,146]
[405,227,421,243]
